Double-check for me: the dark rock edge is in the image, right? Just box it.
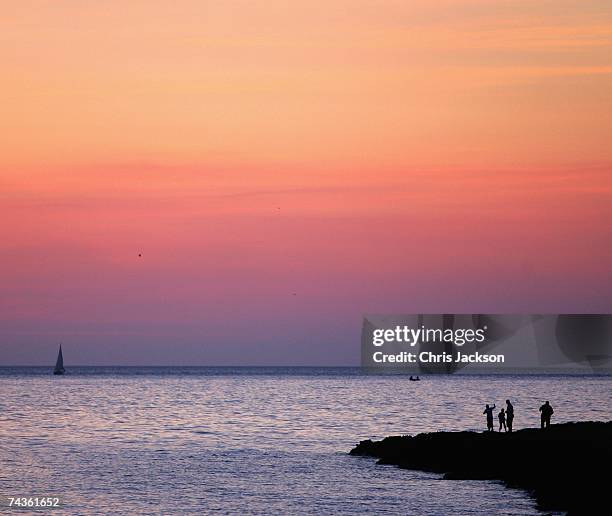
[350,421,611,514]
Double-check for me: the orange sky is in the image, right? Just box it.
[1,1,611,364]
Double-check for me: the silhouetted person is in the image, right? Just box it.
[539,401,554,429]
[498,408,507,432]
[506,399,514,432]
[483,403,496,431]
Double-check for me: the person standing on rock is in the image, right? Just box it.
[483,403,496,431]
[498,408,507,432]
[539,401,554,429]
[506,399,514,432]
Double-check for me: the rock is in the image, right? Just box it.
[350,422,611,514]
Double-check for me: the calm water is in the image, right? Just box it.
[0,368,610,514]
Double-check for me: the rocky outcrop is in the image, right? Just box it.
[350,422,611,514]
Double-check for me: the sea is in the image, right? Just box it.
[0,367,610,515]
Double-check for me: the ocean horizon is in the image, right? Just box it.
[1,365,608,376]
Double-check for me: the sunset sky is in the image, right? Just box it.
[2,1,611,365]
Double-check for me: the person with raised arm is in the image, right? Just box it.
[483,403,496,432]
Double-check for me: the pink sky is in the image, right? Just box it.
[1,1,611,364]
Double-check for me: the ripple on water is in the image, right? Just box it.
[0,370,609,514]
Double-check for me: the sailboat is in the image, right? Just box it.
[53,344,65,375]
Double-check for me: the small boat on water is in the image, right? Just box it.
[53,344,65,375]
